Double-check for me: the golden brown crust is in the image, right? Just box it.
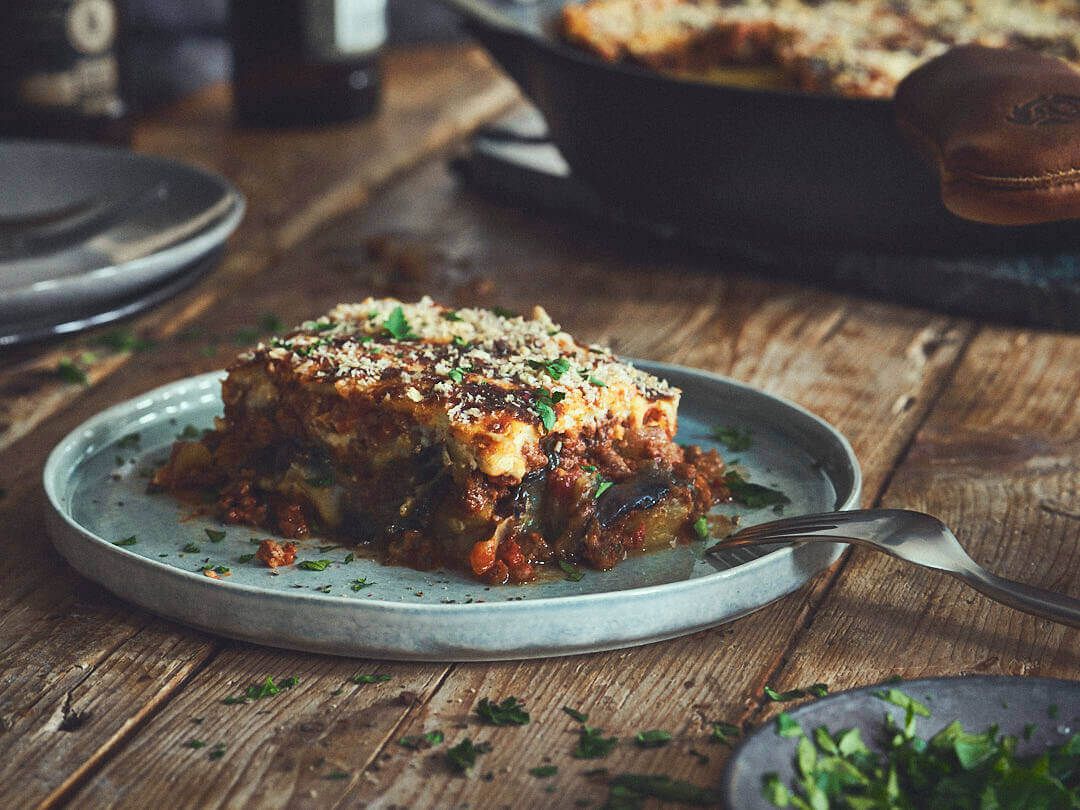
[560,0,1080,99]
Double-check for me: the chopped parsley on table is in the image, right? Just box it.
[765,683,829,702]
[350,577,374,591]
[56,358,88,385]
[763,688,1080,809]
[564,705,589,723]
[475,696,530,726]
[529,764,558,778]
[710,721,742,746]
[113,535,137,547]
[204,528,226,542]
[605,774,721,808]
[399,730,444,749]
[95,328,153,353]
[446,737,492,773]
[573,725,619,759]
[634,729,673,748]
[222,675,299,704]
[297,559,333,571]
[351,673,391,685]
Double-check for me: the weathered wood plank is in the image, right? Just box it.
[0,44,518,454]
[62,159,973,809]
[760,326,1080,712]
[58,646,449,810]
[0,469,213,809]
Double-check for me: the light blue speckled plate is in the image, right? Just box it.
[43,362,860,661]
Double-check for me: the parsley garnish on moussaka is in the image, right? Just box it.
[153,298,729,584]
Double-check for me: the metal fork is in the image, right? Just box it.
[719,509,1080,628]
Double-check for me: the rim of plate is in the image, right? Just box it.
[0,139,245,297]
[43,364,862,613]
[6,195,245,294]
[0,192,245,309]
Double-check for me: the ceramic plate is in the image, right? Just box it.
[722,676,1080,809]
[0,249,221,349]
[0,140,244,332]
[44,361,860,661]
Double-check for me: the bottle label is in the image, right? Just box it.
[0,0,122,118]
[66,0,117,55]
[18,55,120,114]
[305,0,386,61]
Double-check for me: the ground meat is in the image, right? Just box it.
[256,539,297,568]
[681,445,727,490]
[273,499,311,539]
[219,476,268,527]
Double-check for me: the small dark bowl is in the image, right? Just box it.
[722,675,1080,809]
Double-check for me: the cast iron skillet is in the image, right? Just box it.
[443,0,1080,253]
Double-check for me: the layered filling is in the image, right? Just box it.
[155,364,727,584]
[153,298,733,585]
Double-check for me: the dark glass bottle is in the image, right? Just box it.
[230,0,386,127]
[0,0,129,143]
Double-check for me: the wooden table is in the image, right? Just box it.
[2,44,1078,810]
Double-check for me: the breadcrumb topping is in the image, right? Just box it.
[240,297,676,431]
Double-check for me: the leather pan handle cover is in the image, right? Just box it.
[895,45,1080,226]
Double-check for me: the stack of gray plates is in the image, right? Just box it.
[0,140,244,347]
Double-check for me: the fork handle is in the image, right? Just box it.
[954,566,1080,629]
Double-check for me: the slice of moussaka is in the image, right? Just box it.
[153,297,729,584]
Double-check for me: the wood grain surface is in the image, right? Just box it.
[1,42,1076,810]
